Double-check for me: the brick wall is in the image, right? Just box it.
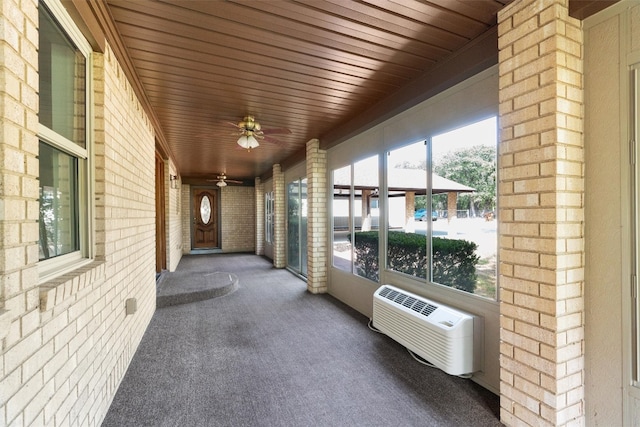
[498,0,585,425]
[180,184,255,254]
[220,185,255,252]
[0,0,41,424]
[0,3,157,420]
[306,139,327,293]
[181,184,191,253]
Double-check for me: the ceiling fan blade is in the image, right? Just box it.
[226,179,243,184]
[261,127,291,135]
[225,121,242,129]
[261,135,284,145]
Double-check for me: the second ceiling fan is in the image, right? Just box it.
[211,173,242,187]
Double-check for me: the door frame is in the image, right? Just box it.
[155,151,167,272]
[190,186,221,250]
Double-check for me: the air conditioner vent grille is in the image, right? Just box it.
[379,286,438,317]
[402,296,416,308]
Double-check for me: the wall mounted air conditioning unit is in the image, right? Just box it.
[373,285,479,376]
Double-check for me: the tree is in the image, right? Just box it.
[434,145,496,214]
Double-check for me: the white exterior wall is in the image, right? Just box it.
[167,161,182,272]
[584,2,640,425]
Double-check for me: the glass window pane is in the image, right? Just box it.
[287,182,300,271]
[265,192,273,244]
[300,179,308,277]
[332,165,352,272]
[353,155,379,281]
[39,141,80,260]
[386,141,428,278]
[200,195,212,224]
[286,179,308,277]
[39,4,86,147]
[432,117,498,299]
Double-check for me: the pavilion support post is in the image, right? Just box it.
[447,192,457,221]
[405,191,415,232]
[361,189,371,231]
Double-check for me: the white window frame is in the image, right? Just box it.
[38,0,94,282]
[632,64,640,386]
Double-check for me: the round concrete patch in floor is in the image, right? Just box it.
[156,271,238,308]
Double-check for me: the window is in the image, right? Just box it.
[386,141,428,278]
[38,0,92,278]
[265,191,274,244]
[287,178,307,276]
[332,155,380,280]
[384,118,498,299]
[332,165,352,272]
[431,118,497,299]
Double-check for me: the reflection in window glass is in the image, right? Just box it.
[332,166,352,272]
[39,3,86,147]
[39,141,79,260]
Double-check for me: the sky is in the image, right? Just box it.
[389,116,497,167]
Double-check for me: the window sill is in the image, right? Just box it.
[39,260,106,313]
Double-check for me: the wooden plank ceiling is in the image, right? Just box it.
[101,0,615,183]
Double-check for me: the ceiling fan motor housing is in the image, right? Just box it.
[240,116,260,132]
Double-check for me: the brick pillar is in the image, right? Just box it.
[498,1,584,426]
[255,177,264,255]
[272,164,286,268]
[306,139,327,293]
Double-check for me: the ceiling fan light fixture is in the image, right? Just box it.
[248,134,259,149]
[237,134,259,150]
[216,180,227,187]
[237,135,249,148]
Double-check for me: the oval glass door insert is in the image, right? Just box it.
[200,195,212,224]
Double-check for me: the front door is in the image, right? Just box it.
[192,187,219,249]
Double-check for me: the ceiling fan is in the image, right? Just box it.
[227,115,291,150]
[208,173,242,188]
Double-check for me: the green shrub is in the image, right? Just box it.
[348,231,479,293]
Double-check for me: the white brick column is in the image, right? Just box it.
[255,177,265,255]
[306,139,327,293]
[272,164,286,268]
[498,1,585,426]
